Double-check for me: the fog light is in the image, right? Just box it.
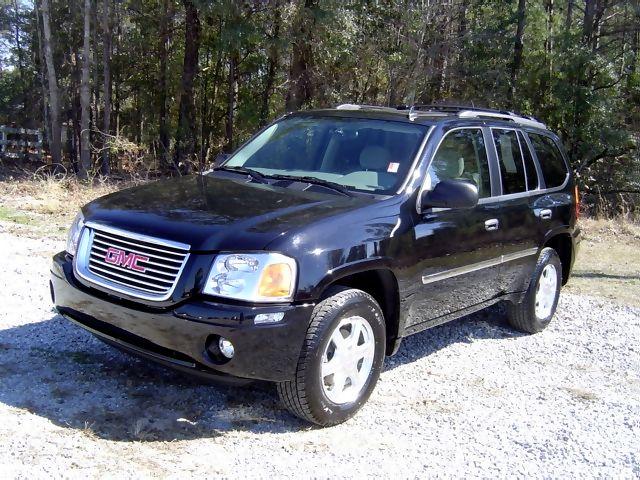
[254,312,285,325]
[218,337,235,359]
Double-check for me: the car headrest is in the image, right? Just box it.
[435,147,464,178]
[359,146,391,171]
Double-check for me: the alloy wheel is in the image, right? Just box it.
[321,316,375,405]
[535,264,558,319]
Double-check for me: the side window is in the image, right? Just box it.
[427,129,491,198]
[492,129,526,194]
[518,131,539,190]
[528,133,568,188]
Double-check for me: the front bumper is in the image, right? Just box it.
[50,252,313,383]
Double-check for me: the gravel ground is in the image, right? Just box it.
[0,230,639,479]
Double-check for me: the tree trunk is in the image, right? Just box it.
[114,72,120,138]
[157,0,171,169]
[592,0,607,52]
[203,50,222,160]
[437,6,451,97]
[40,0,62,169]
[626,0,639,124]
[199,46,210,170]
[113,0,121,149]
[134,87,141,143]
[101,0,111,175]
[629,1,639,77]
[260,0,281,125]
[583,0,596,46]
[225,52,238,152]
[71,48,82,174]
[12,0,27,120]
[79,0,92,179]
[285,0,317,111]
[510,0,526,106]
[450,0,469,97]
[34,0,52,153]
[565,0,574,30]
[91,0,99,134]
[173,0,201,173]
[546,1,554,79]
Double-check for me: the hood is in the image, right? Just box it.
[82,174,372,251]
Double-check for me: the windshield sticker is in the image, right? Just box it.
[387,162,399,173]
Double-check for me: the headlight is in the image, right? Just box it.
[65,212,85,256]
[203,253,297,302]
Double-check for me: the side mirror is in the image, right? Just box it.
[421,179,479,210]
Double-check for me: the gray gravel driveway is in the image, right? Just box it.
[0,232,638,478]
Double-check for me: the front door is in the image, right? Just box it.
[405,127,505,330]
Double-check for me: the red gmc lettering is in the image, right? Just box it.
[104,247,149,272]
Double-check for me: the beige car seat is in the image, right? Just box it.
[341,145,397,190]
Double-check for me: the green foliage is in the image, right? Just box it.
[0,0,637,209]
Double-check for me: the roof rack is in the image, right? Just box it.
[335,103,547,129]
[404,104,547,129]
[336,104,398,113]
[398,104,494,113]
[457,110,547,129]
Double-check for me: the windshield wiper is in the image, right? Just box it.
[213,165,267,184]
[214,167,353,196]
[262,173,353,197]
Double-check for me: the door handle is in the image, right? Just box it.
[484,219,500,231]
[539,209,552,220]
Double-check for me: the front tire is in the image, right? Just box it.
[507,247,562,333]
[277,287,386,426]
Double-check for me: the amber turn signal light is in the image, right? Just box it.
[258,263,293,298]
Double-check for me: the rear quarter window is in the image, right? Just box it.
[528,133,568,188]
[518,131,539,190]
[492,129,526,194]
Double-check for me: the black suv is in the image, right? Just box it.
[51,104,581,426]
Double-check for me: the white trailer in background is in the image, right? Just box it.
[0,126,43,160]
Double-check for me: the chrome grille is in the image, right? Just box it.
[74,223,190,301]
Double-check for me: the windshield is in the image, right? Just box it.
[224,116,428,194]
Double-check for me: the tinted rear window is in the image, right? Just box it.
[528,133,568,188]
[518,131,539,190]
[492,129,526,194]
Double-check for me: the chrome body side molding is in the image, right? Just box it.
[422,247,538,284]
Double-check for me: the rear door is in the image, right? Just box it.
[487,127,543,294]
[525,131,573,230]
[525,131,574,270]
[406,127,505,329]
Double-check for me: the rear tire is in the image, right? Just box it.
[507,247,562,334]
[277,287,386,426]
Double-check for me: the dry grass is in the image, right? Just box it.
[565,217,640,307]
[0,176,143,240]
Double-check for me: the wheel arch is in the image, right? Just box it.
[319,267,401,356]
[543,232,573,285]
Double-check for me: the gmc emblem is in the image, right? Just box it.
[104,246,149,273]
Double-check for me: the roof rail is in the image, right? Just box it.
[335,103,547,129]
[404,104,546,128]
[457,110,547,129]
[336,104,398,112]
